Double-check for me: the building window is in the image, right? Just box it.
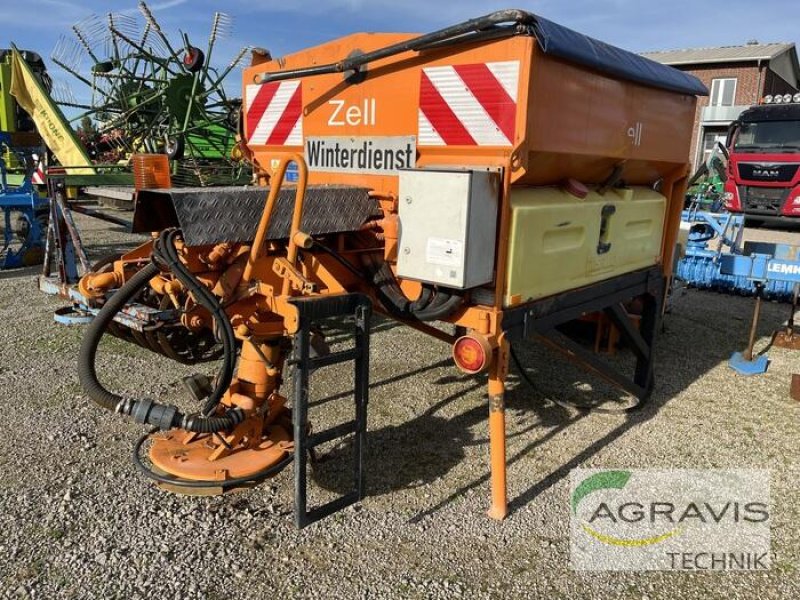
[700,129,728,167]
[709,78,737,107]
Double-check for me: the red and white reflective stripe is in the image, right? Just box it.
[245,81,303,146]
[31,153,45,184]
[418,60,519,146]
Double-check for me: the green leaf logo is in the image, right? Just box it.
[572,470,680,547]
[572,470,632,514]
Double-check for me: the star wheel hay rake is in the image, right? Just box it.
[50,1,250,186]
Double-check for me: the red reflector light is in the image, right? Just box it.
[452,335,492,374]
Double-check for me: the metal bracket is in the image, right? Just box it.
[502,267,664,402]
[273,257,317,294]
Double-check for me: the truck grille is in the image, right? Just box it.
[739,186,790,215]
[738,163,799,183]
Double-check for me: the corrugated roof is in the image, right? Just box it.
[640,43,794,66]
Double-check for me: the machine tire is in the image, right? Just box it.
[182,46,205,73]
[166,136,185,160]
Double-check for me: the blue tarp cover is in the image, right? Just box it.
[531,17,708,96]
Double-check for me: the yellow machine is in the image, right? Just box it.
[0,49,48,176]
[76,10,706,526]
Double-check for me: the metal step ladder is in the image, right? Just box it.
[288,293,371,528]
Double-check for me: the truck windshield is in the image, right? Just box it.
[734,120,800,153]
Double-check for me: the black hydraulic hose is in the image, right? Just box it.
[370,261,411,317]
[308,243,453,320]
[78,230,245,433]
[371,262,464,322]
[257,9,535,83]
[310,242,412,321]
[78,260,161,412]
[311,243,460,319]
[151,229,239,426]
[155,229,236,417]
[409,286,433,312]
[413,293,464,322]
[311,240,368,279]
[418,288,452,311]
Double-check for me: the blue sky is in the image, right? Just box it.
[4,0,799,102]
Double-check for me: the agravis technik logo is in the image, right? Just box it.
[570,469,771,571]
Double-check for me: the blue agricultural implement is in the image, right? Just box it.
[675,210,800,375]
[675,209,798,301]
[0,132,48,269]
[719,243,800,375]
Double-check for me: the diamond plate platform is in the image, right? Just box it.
[133,186,380,246]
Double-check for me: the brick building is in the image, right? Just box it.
[641,43,800,169]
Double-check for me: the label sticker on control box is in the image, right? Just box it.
[426,237,463,267]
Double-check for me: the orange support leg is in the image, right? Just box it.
[487,337,509,520]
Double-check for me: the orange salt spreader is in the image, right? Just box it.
[76,10,707,527]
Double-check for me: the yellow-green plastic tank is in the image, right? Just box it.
[504,185,666,306]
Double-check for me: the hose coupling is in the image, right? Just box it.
[116,397,179,431]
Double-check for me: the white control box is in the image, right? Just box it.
[397,168,499,289]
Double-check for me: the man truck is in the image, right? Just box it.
[724,93,800,223]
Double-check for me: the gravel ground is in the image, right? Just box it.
[1,213,799,599]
